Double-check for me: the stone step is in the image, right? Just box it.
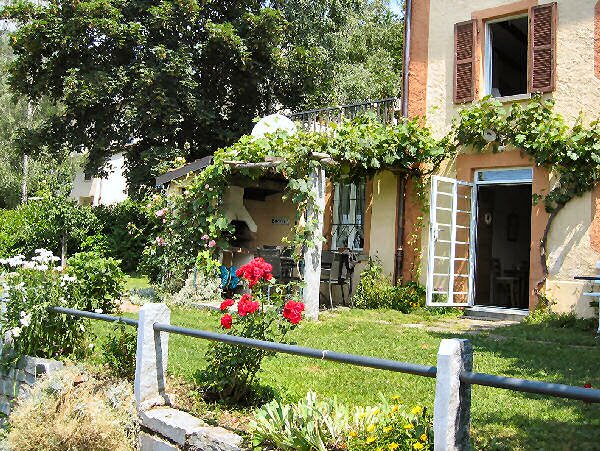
[463,306,529,322]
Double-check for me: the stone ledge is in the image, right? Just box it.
[139,431,179,451]
[140,407,206,445]
[139,407,243,451]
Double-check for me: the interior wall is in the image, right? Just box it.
[245,193,297,250]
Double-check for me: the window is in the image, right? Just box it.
[331,180,365,251]
[485,16,529,98]
[453,3,557,104]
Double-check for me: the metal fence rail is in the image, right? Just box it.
[50,305,600,449]
[52,306,600,403]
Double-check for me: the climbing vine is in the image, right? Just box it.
[450,96,600,286]
[146,114,451,289]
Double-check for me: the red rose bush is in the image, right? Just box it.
[201,258,304,403]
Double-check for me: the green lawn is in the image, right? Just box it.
[123,274,151,291]
[92,308,600,450]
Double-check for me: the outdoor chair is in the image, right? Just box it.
[320,251,351,309]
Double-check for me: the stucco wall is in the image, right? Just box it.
[423,0,600,315]
[368,171,398,277]
[70,152,128,206]
[245,193,296,249]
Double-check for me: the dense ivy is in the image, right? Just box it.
[451,96,600,212]
[147,114,451,288]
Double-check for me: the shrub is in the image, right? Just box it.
[0,196,98,260]
[0,249,118,362]
[170,268,221,307]
[251,392,433,451]
[67,251,125,313]
[251,391,349,451]
[353,259,424,312]
[8,365,138,451]
[101,323,137,380]
[524,294,599,331]
[93,199,155,273]
[128,287,158,306]
[197,257,304,404]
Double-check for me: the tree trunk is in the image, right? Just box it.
[61,234,67,268]
[536,202,566,295]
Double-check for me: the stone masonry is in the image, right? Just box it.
[0,355,63,418]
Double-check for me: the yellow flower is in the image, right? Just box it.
[403,423,414,430]
[391,395,401,401]
[411,405,423,415]
[358,412,367,419]
[383,426,393,434]
[366,436,376,444]
[372,408,381,415]
[388,443,399,450]
[413,443,424,450]
[420,434,428,442]
[367,424,376,433]
[349,430,358,438]
[391,405,399,414]
[376,448,384,451]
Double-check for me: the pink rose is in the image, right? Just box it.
[208,240,216,248]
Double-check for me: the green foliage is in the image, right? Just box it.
[451,96,600,212]
[93,199,156,273]
[0,249,117,361]
[145,114,449,289]
[251,391,350,450]
[0,196,99,259]
[251,392,433,451]
[524,294,598,332]
[353,258,424,312]
[170,269,221,307]
[66,252,125,313]
[198,259,303,404]
[101,323,137,380]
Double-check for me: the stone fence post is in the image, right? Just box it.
[135,303,171,409]
[433,338,473,451]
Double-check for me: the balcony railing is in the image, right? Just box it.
[288,97,400,132]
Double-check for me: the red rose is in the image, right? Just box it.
[220,299,235,311]
[238,294,260,316]
[283,300,304,324]
[585,383,592,389]
[236,257,273,288]
[220,314,232,329]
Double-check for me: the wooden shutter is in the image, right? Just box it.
[529,3,557,93]
[454,20,477,104]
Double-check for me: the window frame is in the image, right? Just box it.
[483,13,529,99]
[330,180,366,251]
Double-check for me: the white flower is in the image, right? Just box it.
[0,259,7,265]
[10,327,21,338]
[88,343,94,349]
[22,261,35,269]
[20,313,32,327]
[94,309,103,314]
[35,264,48,271]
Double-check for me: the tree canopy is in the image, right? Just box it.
[3,0,403,194]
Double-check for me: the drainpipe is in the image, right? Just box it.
[393,0,412,285]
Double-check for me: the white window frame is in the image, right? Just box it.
[331,180,365,251]
[484,14,529,99]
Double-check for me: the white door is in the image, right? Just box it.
[426,176,475,307]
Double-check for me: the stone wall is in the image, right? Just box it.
[0,356,63,418]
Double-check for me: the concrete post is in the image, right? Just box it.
[135,303,171,409]
[303,166,326,320]
[433,338,473,451]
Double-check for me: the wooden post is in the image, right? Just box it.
[303,166,326,321]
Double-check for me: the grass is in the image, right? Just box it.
[123,274,151,292]
[91,307,600,450]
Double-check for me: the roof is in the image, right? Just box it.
[155,156,213,186]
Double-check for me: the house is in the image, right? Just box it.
[403,0,600,318]
[158,0,600,319]
[70,152,128,206]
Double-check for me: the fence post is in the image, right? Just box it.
[134,303,171,409]
[433,338,472,451]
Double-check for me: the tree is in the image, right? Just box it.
[0,35,72,208]
[3,0,288,195]
[3,0,403,195]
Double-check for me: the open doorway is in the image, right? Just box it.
[474,184,531,309]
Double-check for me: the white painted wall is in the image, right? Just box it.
[70,152,128,206]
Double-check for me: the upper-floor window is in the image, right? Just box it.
[453,3,557,104]
[485,16,528,98]
[331,180,365,251]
